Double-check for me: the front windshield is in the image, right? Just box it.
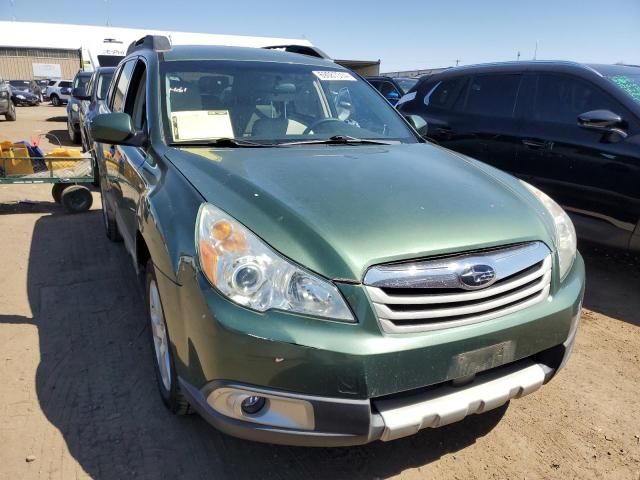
[161,60,417,145]
[396,78,418,94]
[606,74,640,104]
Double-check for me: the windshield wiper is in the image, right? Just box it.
[171,138,276,148]
[278,135,395,146]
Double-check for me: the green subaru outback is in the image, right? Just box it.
[91,36,584,446]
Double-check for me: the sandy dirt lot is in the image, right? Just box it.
[0,106,639,480]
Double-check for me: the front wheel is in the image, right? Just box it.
[146,259,191,415]
[68,119,81,144]
[51,94,60,106]
[99,174,122,242]
[4,102,16,121]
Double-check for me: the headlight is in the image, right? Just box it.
[72,103,79,112]
[196,203,355,322]
[521,181,576,279]
[16,94,25,99]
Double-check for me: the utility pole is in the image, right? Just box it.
[455,58,460,67]
[105,0,111,26]
[517,51,521,61]
[533,40,538,60]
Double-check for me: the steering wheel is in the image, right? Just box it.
[303,118,345,135]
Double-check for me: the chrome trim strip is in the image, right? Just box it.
[378,286,550,334]
[373,272,550,320]
[367,256,551,305]
[363,242,550,289]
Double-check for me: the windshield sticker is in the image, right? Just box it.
[171,110,234,141]
[313,71,356,82]
[608,75,640,103]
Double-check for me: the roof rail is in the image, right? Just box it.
[263,44,331,60]
[126,35,172,55]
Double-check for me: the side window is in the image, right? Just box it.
[124,61,147,132]
[461,74,521,118]
[110,60,136,112]
[533,74,621,125]
[84,76,94,97]
[423,76,468,112]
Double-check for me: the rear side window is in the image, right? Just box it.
[534,74,621,125]
[59,81,72,88]
[423,77,468,111]
[462,74,521,118]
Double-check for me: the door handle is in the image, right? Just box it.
[521,139,550,150]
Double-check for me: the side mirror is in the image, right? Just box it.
[91,113,144,146]
[405,115,428,136]
[72,87,89,101]
[578,110,627,138]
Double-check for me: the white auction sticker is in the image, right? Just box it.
[313,71,356,81]
[171,110,234,141]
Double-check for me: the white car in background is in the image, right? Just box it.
[45,80,73,106]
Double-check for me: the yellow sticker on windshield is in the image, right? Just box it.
[171,110,234,141]
[313,71,356,81]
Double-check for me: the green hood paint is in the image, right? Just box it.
[166,143,555,281]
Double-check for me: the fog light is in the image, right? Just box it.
[207,387,315,430]
[241,395,266,415]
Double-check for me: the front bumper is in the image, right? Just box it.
[179,345,571,446]
[162,253,584,446]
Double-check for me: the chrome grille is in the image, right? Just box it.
[364,242,552,333]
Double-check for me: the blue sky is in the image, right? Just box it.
[3,0,640,72]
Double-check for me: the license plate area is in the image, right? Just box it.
[448,340,516,379]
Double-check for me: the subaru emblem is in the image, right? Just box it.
[459,264,497,289]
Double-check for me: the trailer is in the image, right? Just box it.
[0,142,94,213]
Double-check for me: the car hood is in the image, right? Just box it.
[166,143,555,282]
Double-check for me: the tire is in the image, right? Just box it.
[145,259,191,415]
[51,183,68,203]
[60,185,93,213]
[51,94,60,106]
[4,101,16,121]
[99,174,122,242]
[92,158,99,186]
[68,119,81,144]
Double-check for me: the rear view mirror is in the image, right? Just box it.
[335,87,353,121]
[578,110,627,139]
[91,113,144,146]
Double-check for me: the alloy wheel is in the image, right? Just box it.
[149,279,172,391]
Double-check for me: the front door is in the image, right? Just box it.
[518,72,640,232]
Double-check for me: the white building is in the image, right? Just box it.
[0,21,379,80]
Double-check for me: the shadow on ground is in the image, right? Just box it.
[579,240,640,326]
[0,208,512,479]
[43,129,75,148]
[46,115,67,123]
[0,199,60,215]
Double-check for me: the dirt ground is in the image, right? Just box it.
[0,106,639,480]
